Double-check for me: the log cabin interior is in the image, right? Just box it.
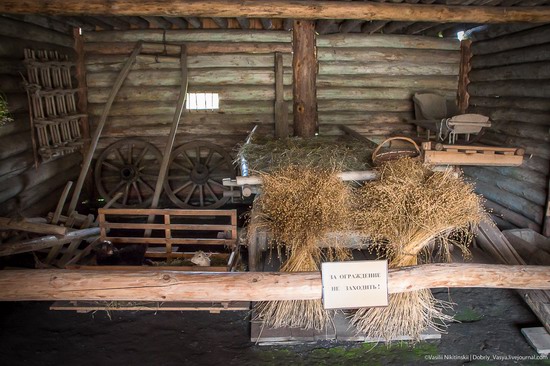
[0,0,549,360]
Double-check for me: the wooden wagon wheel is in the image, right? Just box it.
[165,141,235,209]
[94,139,163,208]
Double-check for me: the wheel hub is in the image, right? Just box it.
[190,163,210,185]
[120,165,138,181]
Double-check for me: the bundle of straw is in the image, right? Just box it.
[252,165,354,330]
[351,158,485,341]
[236,136,373,173]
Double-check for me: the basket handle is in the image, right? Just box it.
[372,136,421,161]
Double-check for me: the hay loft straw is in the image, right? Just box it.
[236,136,373,173]
[252,166,354,330]
[351,158,485,341]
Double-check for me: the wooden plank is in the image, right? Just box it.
[5,1,550,23]
[99,208,236,216]
[234,170,378,186]
[67,42,143,214]
[0,217,68,236]
[67,264,229,272]
[292,19,317,138]
[50,300,250,312]
[102,223,234,231]
[0,227,101,257]
[104,237,233,245]
[424,150,523,166]
[0,263,549,302]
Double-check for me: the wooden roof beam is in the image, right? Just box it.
[339,20,364,33]
[76,16,114,30]
[141,16,173,29]
[94,16,132,30]
[185,17,202,28]
[260,18,274,30]
[2,0,550,23]
[163,16,188,29]
[361,20,387,34]
[315,19,336,34]
[236,17,250,29]
[120,16,150,29]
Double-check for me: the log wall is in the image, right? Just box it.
[82,30,293,156]
[83,30,462,157]
[0,15,82,217]
[316,33,461,137]
[464,24,550,232]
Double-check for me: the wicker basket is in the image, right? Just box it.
[372,137,421,166]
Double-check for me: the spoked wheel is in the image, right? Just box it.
[94,139,163,208]
[165,141,235,209]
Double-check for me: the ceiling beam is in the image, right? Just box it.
[339,20,364,33]
[141,16,173,29]
[1,0,550,23]
[236,17,250,29]
[163,17,188,29]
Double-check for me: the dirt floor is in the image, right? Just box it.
[0,288,548,366]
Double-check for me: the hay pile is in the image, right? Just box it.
[351,158,485,340]
[252,165,355,330]
[236,136,374,173]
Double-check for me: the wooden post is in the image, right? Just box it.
[457,39,472,114]
[73,28,93,199]
[0,264,548,302]
[292,19,317,138]
[274,52,288,139]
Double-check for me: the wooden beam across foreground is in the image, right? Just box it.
[292,19,317,138]
[0,264,548,302]
[1,1,550,23]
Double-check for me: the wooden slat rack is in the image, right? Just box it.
[98,208,239,270]
[422,142,524,166]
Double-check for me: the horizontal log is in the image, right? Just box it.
[318,99,413,113]
[2,1,550,23]
[470,106,550,126]
[2,14,73,34]
[2,92,28,114]
[490,121,550,143]
[318,112,412,124]
[317,33,459,50]
[86,53,293,72]
[16,165,80,212]
[491,214,519,231]
[471,43,550,69]
[468,23,541,42]
[88,100,284,116]
[0,217,67,236]
[0,16,74,48]
[472,25,550,56]
[469,61,550,82]
[0,227,100,257]
[87,85,289,104]
[317,47,460,63]
[484,166,548,189]
[317,74,458,89]
[469,96,550,112]
[474,180,544,224]
[0,153,81,204]
[19,184,67,218]
[521,156,550,177]
[320,123,414,136]
[318,61,459,76]
[0,151,34,178]
[468,80,550,98]
[86,69,292,87]
[0,34,75,60]
[102,122,269,138]
[463,166,546,206]
[83,30,291,44]
[0,60,28,76]
[0,113,30,138]
[482,131,550,159]
[0,263,548,302]
[0,131,32,160]
[83,41,292,55]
